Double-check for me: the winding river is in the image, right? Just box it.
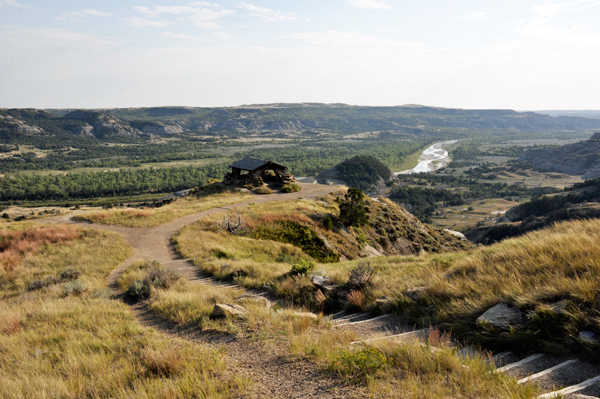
[395,140,457,175]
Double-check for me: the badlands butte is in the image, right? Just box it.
[3,104,600,398]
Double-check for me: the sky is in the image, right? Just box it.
[1,0,600,110]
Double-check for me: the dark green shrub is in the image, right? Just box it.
[281,183,301,193]
[339,188,368,227]
[252,220,339,263]
[290,259,316,275]
[255,186,273,194]
[323,215,334,230]
[60,268,81,281]
[128,279,151,300]
[2,213,9,219]
[27,276,59,291]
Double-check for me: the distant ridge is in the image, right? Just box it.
[3,104,600,143]
[518,132,600,178]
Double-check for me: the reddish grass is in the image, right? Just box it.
[0,225,82,271]
[0,311,21,335]
[347,290,367,308]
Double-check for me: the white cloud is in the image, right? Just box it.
[211,31,233,40]
[133,5,196,16]
[162,31,207,41]
[0,0,25,9]
[289,30,424,49]
[237,3,297,22]
[57,9,113,21]
[131,4,233,29]
[460,12,490,22]
[56,12,87,22]
[123,17,169,28]
[189,8,234,29]
[346,0,392,10]
[82,9,113,17]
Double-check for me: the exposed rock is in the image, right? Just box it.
[403,286,428,302]
[235,294,271,309]
[72,124,95,137]
[212,303,248,319]
[312,275,332,288]
[579,331,599,344]
[132,121,184,135]
[294,312,318,320]
[64,110,142,138]
[363,244,383,258]
[476,303,525,331]
[444,229,466,240]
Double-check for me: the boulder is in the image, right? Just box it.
[235,294,271,309]
[212,304,248,319]
[579,331,599,345]
[312,275,332,287]
[476,303,525,331]
[363,244,383,258]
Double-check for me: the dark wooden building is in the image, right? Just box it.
[224,158,296,186]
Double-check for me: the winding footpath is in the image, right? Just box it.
[47,183,369,398]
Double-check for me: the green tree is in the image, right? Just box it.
[339,188,368,227]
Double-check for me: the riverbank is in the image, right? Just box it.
[395,140,457,175]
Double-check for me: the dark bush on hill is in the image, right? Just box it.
[335,155,391,191]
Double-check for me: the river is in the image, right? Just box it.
[395,140,458,175]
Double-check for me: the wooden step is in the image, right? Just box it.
[538,375,600,398]
[518,359,578,384]
[334,313,392,328]
[497,354,544,372]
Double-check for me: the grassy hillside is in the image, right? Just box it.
[0,223,243,397]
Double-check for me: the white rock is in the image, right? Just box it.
[476,303,525,330]
[212,303,248,318]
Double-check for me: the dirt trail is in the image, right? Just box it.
[46,183,367,398]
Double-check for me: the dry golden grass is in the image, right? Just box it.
[75,190,251,228]
[0,223,245,398]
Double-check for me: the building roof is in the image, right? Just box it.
[230,158,287,171]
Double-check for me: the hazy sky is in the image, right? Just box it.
[1,0,599,109]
